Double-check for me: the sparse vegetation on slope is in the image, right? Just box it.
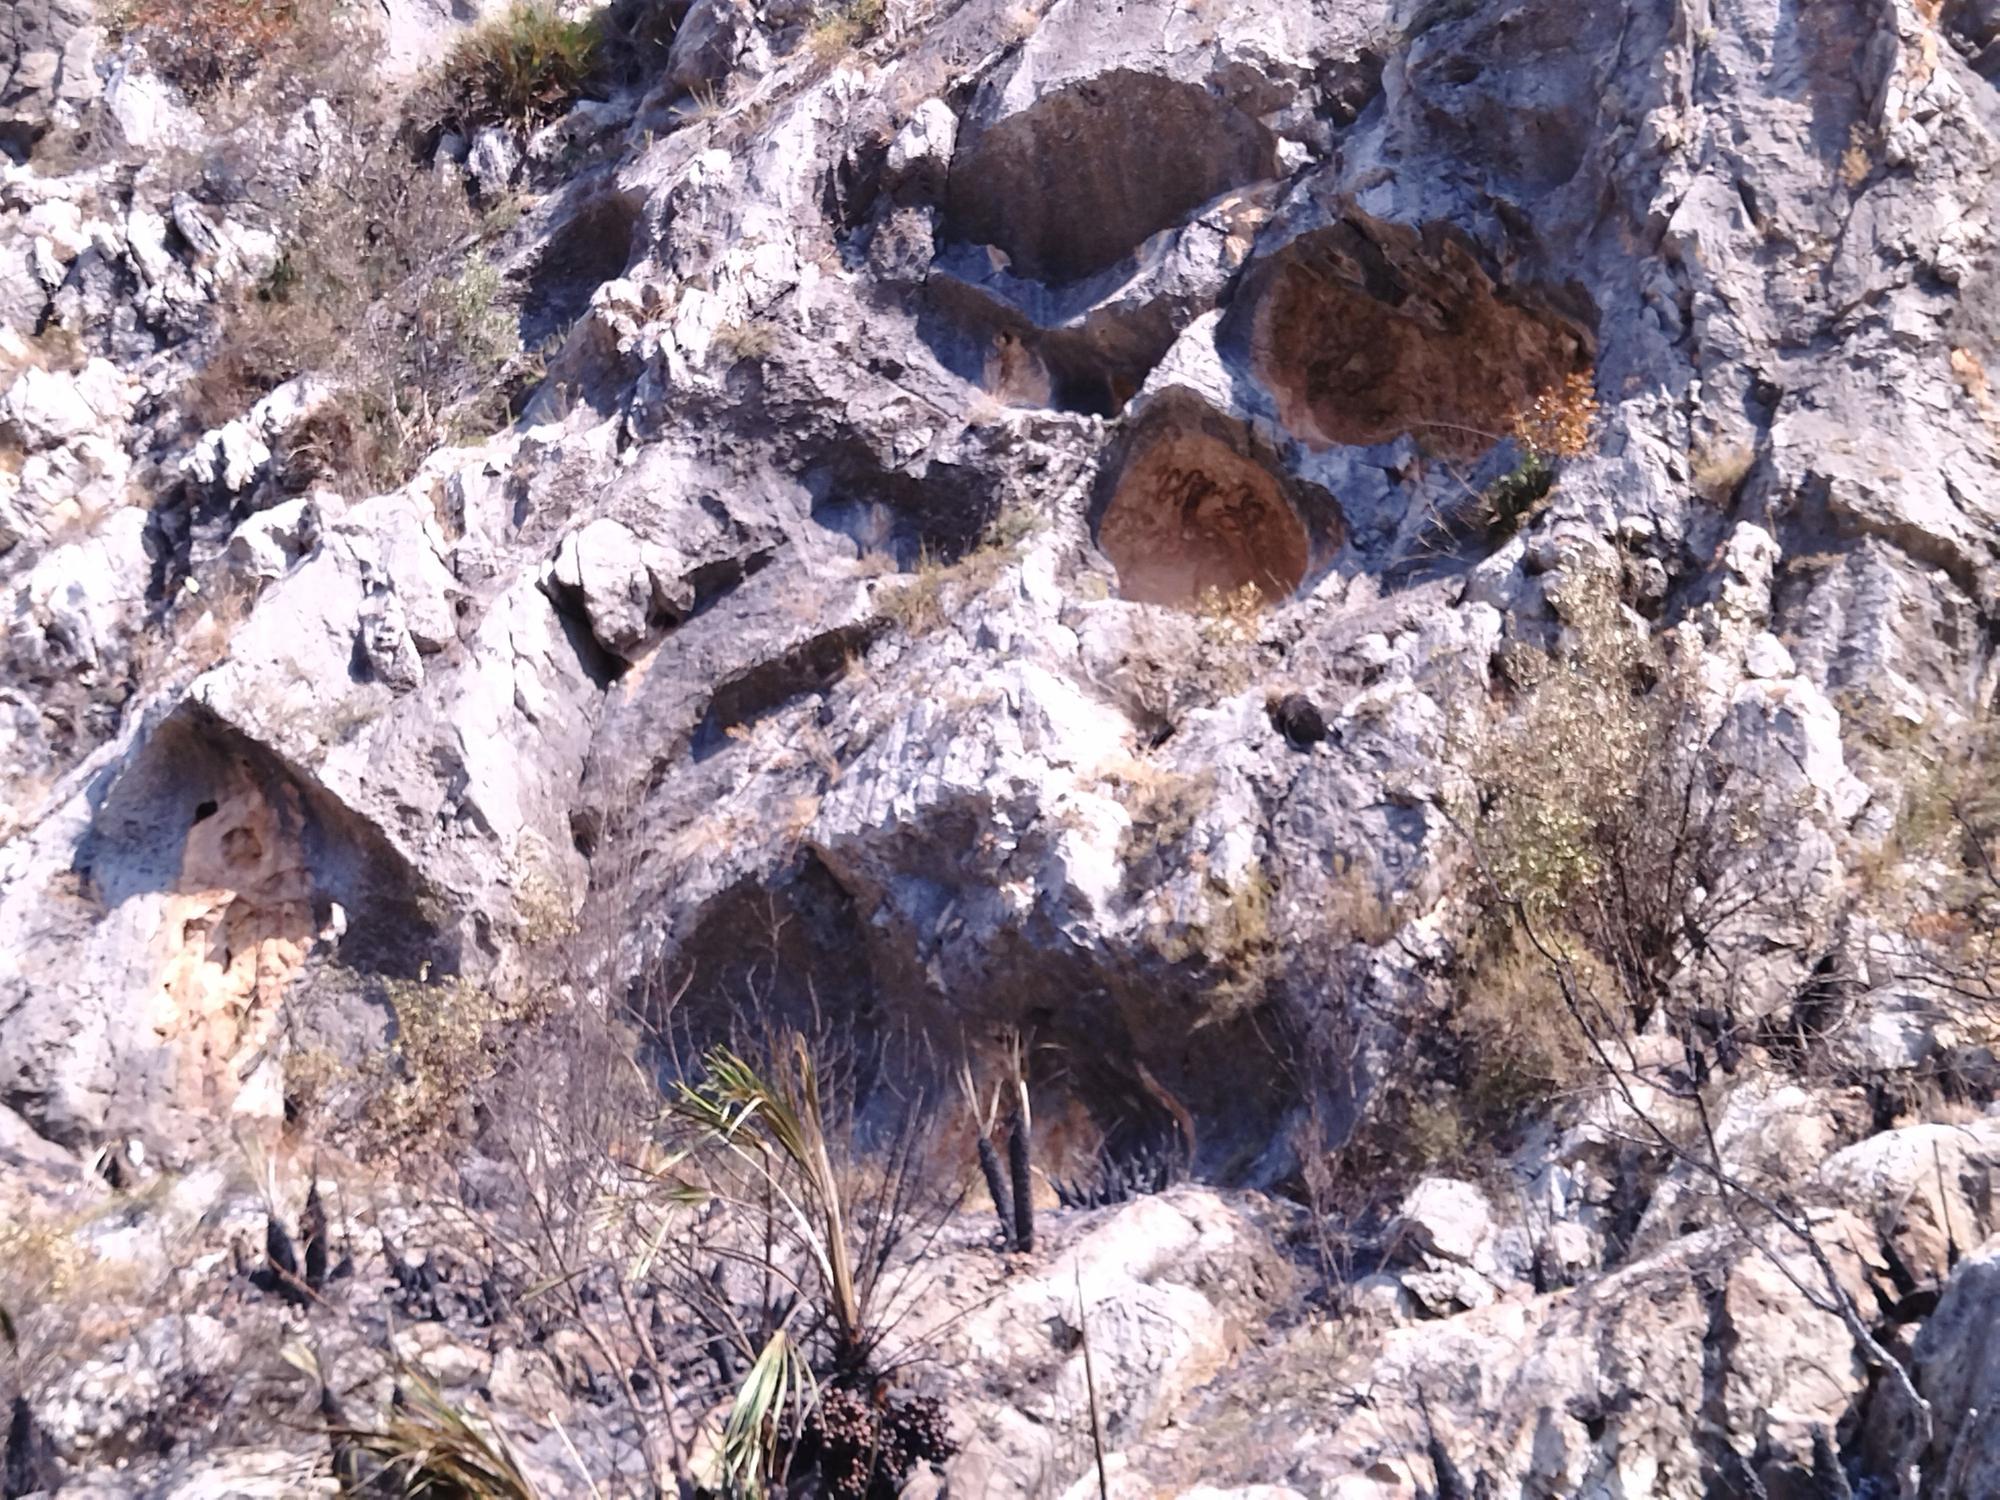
[108,0,321,97]
[188,126,525,496]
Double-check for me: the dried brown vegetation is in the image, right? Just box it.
[111,0,315,97]
[187,130,523,497]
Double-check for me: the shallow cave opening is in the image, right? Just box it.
[913,294,1179,421]
[1095,426,1319,608]
[1247,220,1593,457]
[520,188,645,346]
[804,443,997,570]
[943,70,1277,286]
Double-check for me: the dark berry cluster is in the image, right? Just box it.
[802,1388,955,1499]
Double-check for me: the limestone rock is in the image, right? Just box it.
[0,360,125,449]
[1903,1235,2000,1494]
[543,516,695,659]
[884,98,958,201]
[665,0,757,95]
[180,419,271,496]
[467,125,519,195]
[8,0,2000,1488]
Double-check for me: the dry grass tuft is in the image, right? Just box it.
[875,507,1038,635]
[421,3,602,138]
[109,0,310,97]
[806,0,887,63]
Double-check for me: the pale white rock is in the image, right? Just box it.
[883,97,958,196]
[103,61,199,148]
[342,493,460,654]
[1743,629,1796,679]
[180,420,271,495]
[0,364,98,449]
[224,496,326,584]
[1396,1176,1494,1265]
[29,234,65,291]
[12,507,151,679]
[545,516,693,659]
[123,204,174,284]
[467,125,520,195]
[247,373,334,441]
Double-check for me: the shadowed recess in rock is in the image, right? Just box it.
[944,70,1277,285]
[520,185,643,346]
[1097,429,1313,607]
[80,708,444,978]
[1249,221,1592,457]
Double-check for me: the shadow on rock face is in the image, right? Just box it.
[943,69,1277,286]
[520,185,645,347]
[79,705,444,980]
[1092,396,1337,608]
[1245,216,1594,458]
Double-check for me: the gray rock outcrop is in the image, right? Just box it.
[5,0,2000,1490]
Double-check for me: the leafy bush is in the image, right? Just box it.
[430,4,603,136]
[1472,563,1656,925]
[361,976,528,1147]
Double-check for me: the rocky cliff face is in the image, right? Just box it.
[7,0,2000,1492]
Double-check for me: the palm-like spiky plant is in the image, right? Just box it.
[673,1035,863,1359]
[347,1379,542,1499]
[714,1329,815,1499]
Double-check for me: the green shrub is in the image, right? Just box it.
[433,4,602,135]
[1472,563,1655,923]
[362,976,520,1146]
[1482,451,1555,537]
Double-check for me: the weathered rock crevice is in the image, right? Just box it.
[85,707,444,974]
[521,185,644,345]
